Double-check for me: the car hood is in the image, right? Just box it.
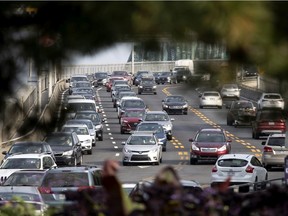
[125,145,158,151]
[193,142,227,148]
[141,84,154,87]
[165,102,186,106]
[122,117,142,122]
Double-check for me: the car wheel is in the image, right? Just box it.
[88,149,92,155]
[218,106,222,109]
[92,141,96,147]
[227,118,233,126]
[160,157,162,163]
[184,111,188,115]
[162,147,166,152]
[255,132,260,139]
[264,164,271,171]
[190,158,198,165]
[167,134,173,140]
[199,105,203,109]
[138,91,141,95]
[98,133,103,141]
[78,155,83,165]
[154,92,157,95]
[73,156,77,166]
[122,162,128,166]
[120,128,124,134]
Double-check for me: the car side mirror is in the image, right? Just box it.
[188,138,193,142]
[44,165,51,169]
[121,142,126,145]
[162,100,164,102]
[76,143,81,146]
[170,118,175,121]
[261,141,266,145]
[227,139,232,143]
[2,151,7,155]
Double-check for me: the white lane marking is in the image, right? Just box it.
[110,137,114,140]
[107,128,110,131]
[112,141,116,144]
[138,166,151,168]
[114,146,118,149]
[105,124,109,126]
[108,133,112,136]
[115,153,120,156]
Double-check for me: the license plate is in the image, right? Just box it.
[268,122,275,125]
[201,148,216,152]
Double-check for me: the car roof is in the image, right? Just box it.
[218,153,253,160]
[68,99,96,103]
[9,169,47,174]
[130,131,155,136]
[45,166,100,173]
[62,124,89,128]
[145,111,167,114]
[267,133,286,138]
[5,153,51,159]
[13,141,48,145]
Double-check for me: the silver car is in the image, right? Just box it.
[257,93,285,110]
[122,131,162,166]
[142,111,174,140]
[220,84,241,99]
[261,133,288,170]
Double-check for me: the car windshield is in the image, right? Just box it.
[45,135,73,146]
[95,73,107,78]
[138,124,164,133]
[9,144,44,154]
[119,92,136,98]
[73,88,93,94]
[123,110,145,117]
[41,173,89,187]
[1,158,41,169]
[142,80,154,85]
[112,71,128,76]
[63,126,89,135]
[66,120,93,129]
[71,77,88,82]
[68,103,96,112]
[217,159,248,167]
[267,137,286,146]
[223,84,237,89]
[128,136,156,145]
[144,114,169,121]
[123,100,145,108]
[3,172,45,186]
[75,113,101,123]
[75,82,91,88]
[196,132,225,142]
[166,96,184,102]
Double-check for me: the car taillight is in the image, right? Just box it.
[212,166,217,172]
[245,165,254,173]
[263,146,273,152]
[38,187,52,194]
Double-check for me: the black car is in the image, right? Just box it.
[138,78,157,95]
[171,68,192,83]
[74,110,105,141]
[226,100,256,126]
[1,141,55,164]
[133,71,150,86]
[154,71,172,84]
[162,95,188,115]
[93,72,108,87]
[45,132,82,166]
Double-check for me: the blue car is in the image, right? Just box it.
[135,122,167,151]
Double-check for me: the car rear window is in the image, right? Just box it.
[259,112,284,120]
[233,102,253,109]
[42,173,89,187]
[267,137,285,146]
[217,159,248,167]
[264,94,281,99]
[196,132,225,142]
[203,92,219,97]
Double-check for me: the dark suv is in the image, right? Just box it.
[252,110,286,139]
[171,68,192,83]
[138,77,157,95]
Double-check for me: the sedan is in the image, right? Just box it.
[120,108,146,133]
[162,95,188,115]
[189,128,232,164]
[257,93,285,110]
[122,131,162,166]
[199,91,223,109]
[220,83,241,99]
[211,153,268,192]
[44,131,83,166]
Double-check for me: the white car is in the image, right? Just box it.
[0,153,57,184]
[122,131,162,166]
[199,91,223,109]
[62,124,93,154]
[211,153,268,190]
[257,93,285,110]
[220,84,241,99]
[142,111,174,140]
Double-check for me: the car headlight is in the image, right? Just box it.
[183,104,188,108]
[150,148,158,153]
[167,77,171,81]
[163,104,168,108]
[124,148,131,153]
[218,145,227,151]
[90,131,95,136]
[183,75,187,79]
[153,85,157,89]
[165,124,172,130]
[139,86,143,88]
[191,144,199,151]
[63,150,74,156]
[95,124,102,130]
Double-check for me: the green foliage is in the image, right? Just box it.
[0,196,38,216]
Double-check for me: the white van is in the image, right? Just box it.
[65,99,98,120]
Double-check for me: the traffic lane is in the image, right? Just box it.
[163,84,284,180]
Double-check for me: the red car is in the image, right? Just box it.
[105,76,125,92]
[120,108,146,134]
[252,110,286,139]
[111,71,132,84]
[189,128,232,165]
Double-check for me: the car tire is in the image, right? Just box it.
[88,149,92,155]
[167,134,173,140]
[138,92,142,95]
[184,111,188,115]
[122,162,128,166]
[227,118,233,126]
[78,155,83,166]
[73,157,77,166]
[162,147,166,152]
[254,132,260,139]
[120,128,124,134]
[98,133,103,141]
[199,105,203,109]
[154,92,157,95]
[218,106,222,109]
[264,164,271,171]
[190,158,198,165]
